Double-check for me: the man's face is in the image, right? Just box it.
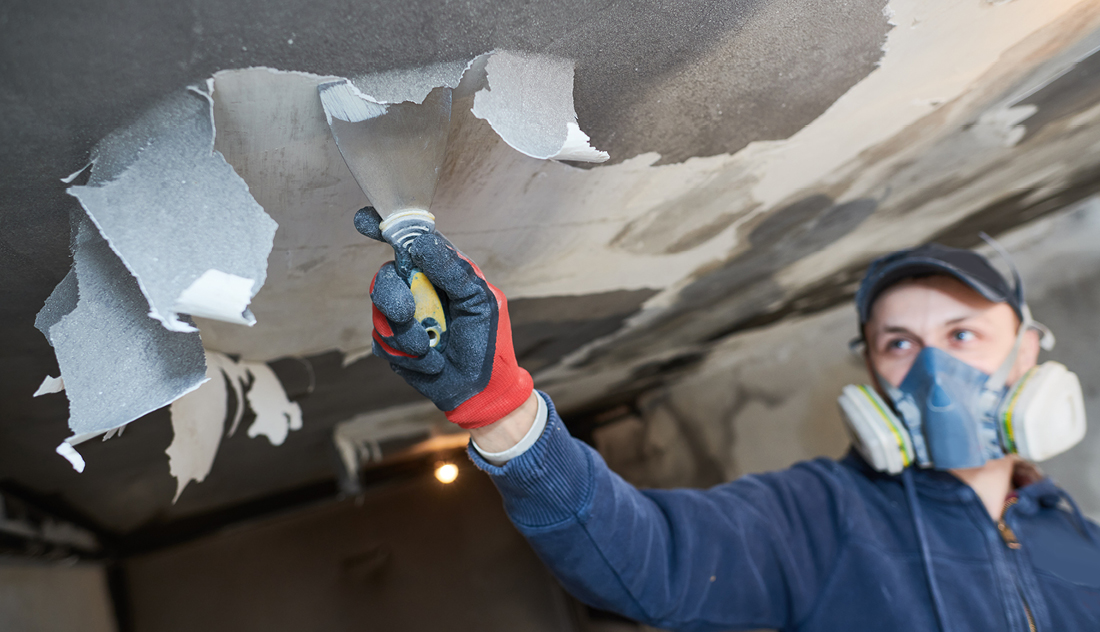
[864,275,1040,388]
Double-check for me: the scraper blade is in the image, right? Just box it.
[318,81,452,218]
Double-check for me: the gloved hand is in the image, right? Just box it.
[356,206,534,429]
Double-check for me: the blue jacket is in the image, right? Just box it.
[469,393,1100,631]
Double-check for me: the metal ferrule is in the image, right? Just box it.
[380,209,436,279]
[380,209,436,251]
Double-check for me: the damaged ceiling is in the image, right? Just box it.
[4,0,1100,543]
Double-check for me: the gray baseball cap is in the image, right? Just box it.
[855,243,1024,326]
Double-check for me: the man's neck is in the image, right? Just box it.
[950,456,1018,521]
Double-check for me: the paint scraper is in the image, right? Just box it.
[318,80,452,348]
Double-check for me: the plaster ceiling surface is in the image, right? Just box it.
[4,0,1100,538]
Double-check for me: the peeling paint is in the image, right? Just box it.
[246,362,303,446]
[38,212,208,441]
[67,85,276,333]
[32,375,64,397]
[471,51,608,162]
[167,352,303,501]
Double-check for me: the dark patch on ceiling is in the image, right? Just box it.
[582,0,890,165]
[1016,47,1100,144]
[0,286,658,532]
[588,162,1100,405]
[0,347,427,533]
[679,195,877,313]
[589,194,877,360]
[510,289,658,372]
[610,177,760,255]
[932,165,1100,250]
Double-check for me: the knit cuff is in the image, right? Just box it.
[471,389,548,465]
[468,391,595,528]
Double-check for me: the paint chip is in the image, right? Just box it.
[66,83,276,333]
[168,352,303,501]
[37,212,208,439]
[349,58,472,105]
[167,353,233,501]
[173,269,257,326]
[246,362,303,446]
[33,376,64,397]
[471,51,609,163]
[34,82,283,457]
[55,442,86,473]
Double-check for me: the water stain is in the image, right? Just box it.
[509,289,658,372]
[1016,47,1100,145]
[610,172,759,255]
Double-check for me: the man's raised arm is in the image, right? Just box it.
[358,208,850,630]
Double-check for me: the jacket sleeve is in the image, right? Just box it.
[468,392,856,632]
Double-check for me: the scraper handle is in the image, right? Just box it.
[403,261,447,349]
[381,210,447,349]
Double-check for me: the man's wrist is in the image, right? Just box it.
[470,390,544,463]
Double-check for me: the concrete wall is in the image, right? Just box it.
[0,562,116,632]
[123,461,577,632]
[1006,198,1100,520]
[595,198,1100,521]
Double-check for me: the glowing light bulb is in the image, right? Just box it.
[434,463,459,484]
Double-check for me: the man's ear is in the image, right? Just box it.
[1009,328,1042,384]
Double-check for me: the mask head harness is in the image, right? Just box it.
[839,236,1086,473]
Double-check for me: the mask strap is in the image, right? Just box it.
[984,310,1031,395]
[979,232,1055,351]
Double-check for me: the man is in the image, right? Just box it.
[357,206,1099,631]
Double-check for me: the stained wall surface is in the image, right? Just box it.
[0,562,117,632]
[123,461,574,632]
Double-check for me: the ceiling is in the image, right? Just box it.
[4,0,1100,545]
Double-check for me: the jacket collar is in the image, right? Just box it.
[841,448,1063,510]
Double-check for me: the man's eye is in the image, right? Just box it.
[887,339,913,351]
[952,330,976,342]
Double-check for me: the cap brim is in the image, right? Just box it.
[859,257,1009,323]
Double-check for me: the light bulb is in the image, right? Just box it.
[434,462,459,484]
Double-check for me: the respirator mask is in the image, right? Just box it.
[839,239,1087,474]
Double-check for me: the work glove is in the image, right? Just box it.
[356,206,534,429]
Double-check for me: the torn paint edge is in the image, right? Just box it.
[245,362,303,446]
[60,163,91,184]
[68,81,274,334]
[318,80,389,126]
[554,121,610,162]
[348,56,479,105]
[50,370,211,474]
[166,351,306,501]
[173,269,258,326]
[55,443,85,473]
[470,51,609,163]
[33,375,64,397]
[167,352,231,502]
